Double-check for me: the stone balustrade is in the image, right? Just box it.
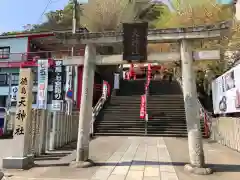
[6,109,79,156]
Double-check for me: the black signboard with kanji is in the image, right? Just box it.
[53,60,64,100]
[123,22,148,62]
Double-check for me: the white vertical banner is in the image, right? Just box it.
[37,59,48,109]
[114,73,120,89]
[11,86,18,102]
[65,66,73,114]
[73,66,78,105]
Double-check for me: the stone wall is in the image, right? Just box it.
[211,117,240,151]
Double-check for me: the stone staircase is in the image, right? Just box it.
[94,79,206,137]
[94,80,145,136]
[147,94,189,136]
[94,95,145,136]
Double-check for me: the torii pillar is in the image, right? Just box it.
[71,44,96,167]
[180,39,212,174]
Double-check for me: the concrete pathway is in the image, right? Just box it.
[165,137,240,180]
[1,136,240,180]
[1,137,177,180]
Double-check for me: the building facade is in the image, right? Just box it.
[0,32,104,112]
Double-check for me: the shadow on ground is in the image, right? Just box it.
[33,142,77,167]
[34,153,71,161]
[33,157,240,173]
[95,161,240,173]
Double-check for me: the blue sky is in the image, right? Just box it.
[0,0,234,33]
[0,0,88,33]
[152,0,175,11]
[4,0,227,33]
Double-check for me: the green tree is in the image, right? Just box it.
[27,0,167,32]
[159,1,233,28]
[32,2,74,31]
[154,1,234,79]
[80,0,168,31]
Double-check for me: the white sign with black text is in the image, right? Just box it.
[52,60,64,111]
[37,59,49,109]
[212,63,240,114]
[65,66,73,114]
[11,86,18,102]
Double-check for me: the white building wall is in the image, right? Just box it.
[0,37,28,62]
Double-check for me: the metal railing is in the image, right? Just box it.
[0,72,57,86]
[90,82,109,135]
[0,51,51,62]
[0,49,85,64]
[174,73,211,137]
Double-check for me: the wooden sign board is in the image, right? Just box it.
[123,22,148,62]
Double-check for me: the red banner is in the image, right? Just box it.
[107,83,111,97]
[140,95,146,119]
[147,64,151,83]
[102,81,111,97]
[145,64,152,90]
[127,72,130,80]
[130,64,134,77]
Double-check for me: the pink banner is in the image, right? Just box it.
[102,81,108,97]
[147,64,151,85]
[102,81,110,97]
[107,83,110,97]
[140,95,146,119]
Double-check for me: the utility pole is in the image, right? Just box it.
[66,0,78,114]
[72,0,77,56]
[72,0,79,105]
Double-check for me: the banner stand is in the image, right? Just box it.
[145,114,148,135]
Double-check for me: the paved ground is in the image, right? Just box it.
[0,136,240,180]
[165,137,240,180]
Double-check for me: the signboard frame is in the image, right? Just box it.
[123,22,148,62]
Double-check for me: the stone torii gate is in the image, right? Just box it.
[54,21,230,173]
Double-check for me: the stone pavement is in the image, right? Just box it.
[164,137,240,180]
[1,136,240,180]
